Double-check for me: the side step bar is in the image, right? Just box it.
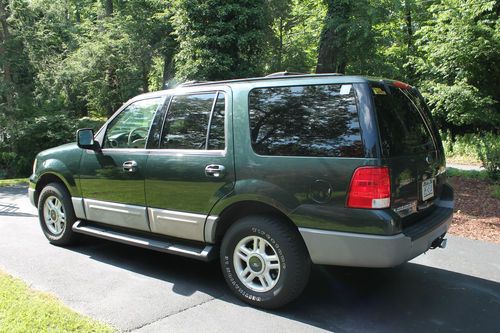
[72,221,216,262]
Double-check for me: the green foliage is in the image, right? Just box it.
[415,0,500,132]
[441,132,482,163]
[1,115,105,177]
[0,178,28,186]
[476,133,500,181]
[171,0,268,81]
[423,81,497,129]
[446,167,489,181]
[266,0,326,73]
[1,0,499,177]
[491,184,500,199]
[441,132,500,181]
[0,152,17,178]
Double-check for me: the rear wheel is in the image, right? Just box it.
[38,183,78,246]
[220,215,311,308]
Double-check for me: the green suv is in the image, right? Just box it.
[29,74,454,308]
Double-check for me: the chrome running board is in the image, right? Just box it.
[72,221,216,261]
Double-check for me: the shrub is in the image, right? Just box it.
[441,132,481,164]
[0,152,17,178]
[1,115,106,178]
[476,133,500,181]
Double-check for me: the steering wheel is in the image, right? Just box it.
[127,127,149,148]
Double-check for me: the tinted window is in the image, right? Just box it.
[104,98,161,149]
[161,93,215,149]
[208,93,225,150]
[248,84,363,157]
[371,84,435,157]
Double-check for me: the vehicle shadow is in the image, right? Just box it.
[68,236,500,333]
[0,186,38,217]
[0,185,29,199]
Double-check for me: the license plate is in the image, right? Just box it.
[421,178,434,201]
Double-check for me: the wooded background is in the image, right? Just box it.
[0,0,499,177]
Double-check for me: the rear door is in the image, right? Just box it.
[144,87,235,242]
[370,82,446,224]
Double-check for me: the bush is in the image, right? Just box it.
[0,152,17,178]
[441,132,481,164]
[1,115,106,178]
[476,133,500,181]
[441,132,500,180]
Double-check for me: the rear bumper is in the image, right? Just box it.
[299,204,453,268]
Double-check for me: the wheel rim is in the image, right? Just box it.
[43,196,66,235]
[233,236,281,292]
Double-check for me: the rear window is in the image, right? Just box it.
[371,84,435,157]
[248,84,363,157]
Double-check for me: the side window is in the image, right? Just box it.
[160,92,226,150]
[208,93,225,150]
[248,84,363,157]
[103,98,162,149]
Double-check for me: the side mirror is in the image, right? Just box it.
[77,128,99,150]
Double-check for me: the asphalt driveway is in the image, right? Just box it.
[0,185,499,332]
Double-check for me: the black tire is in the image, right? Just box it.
[38,182,78,246]
[220,214,311,309]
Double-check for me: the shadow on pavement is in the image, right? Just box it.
[0,185,29,199]
[68,236,500,333]
[0,186,38,217]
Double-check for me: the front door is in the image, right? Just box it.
[79,96,166,231]
[145,88,235,242]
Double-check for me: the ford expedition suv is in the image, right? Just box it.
[29,73,454,308]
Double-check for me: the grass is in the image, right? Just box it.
[0,178,28,187]
[491,184,500,200]
[0,271,115,333]
[446,167,489,181]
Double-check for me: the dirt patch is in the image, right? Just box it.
[448,177,500,243]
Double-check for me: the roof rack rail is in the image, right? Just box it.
[265,71,306,77]
[178,80,210,87]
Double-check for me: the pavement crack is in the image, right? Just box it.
[126,297,218,332]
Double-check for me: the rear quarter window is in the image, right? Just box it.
[248,84,363,157]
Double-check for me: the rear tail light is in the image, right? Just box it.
[346,167,391,209]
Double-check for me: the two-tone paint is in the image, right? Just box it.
[29,74,454,267]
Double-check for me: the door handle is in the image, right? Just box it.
[205,164,226,178]
[123,160,138,172]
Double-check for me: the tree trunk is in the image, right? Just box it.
[316,0,351,74]
[102,0,116,116]
[0,0,13,112]
[141,60,149,93]
[104,0,113,17]
[162,48,175,88]
[105,68,118,117]
[75,0,81,23]
[0,1,12,84]
[278,17,284,71]
[404,0,415,81]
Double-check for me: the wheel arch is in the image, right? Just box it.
[34,173,71,207]
[211,200,301,245]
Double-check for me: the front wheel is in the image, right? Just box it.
[38,182,78,246]
[220,215,311,309]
